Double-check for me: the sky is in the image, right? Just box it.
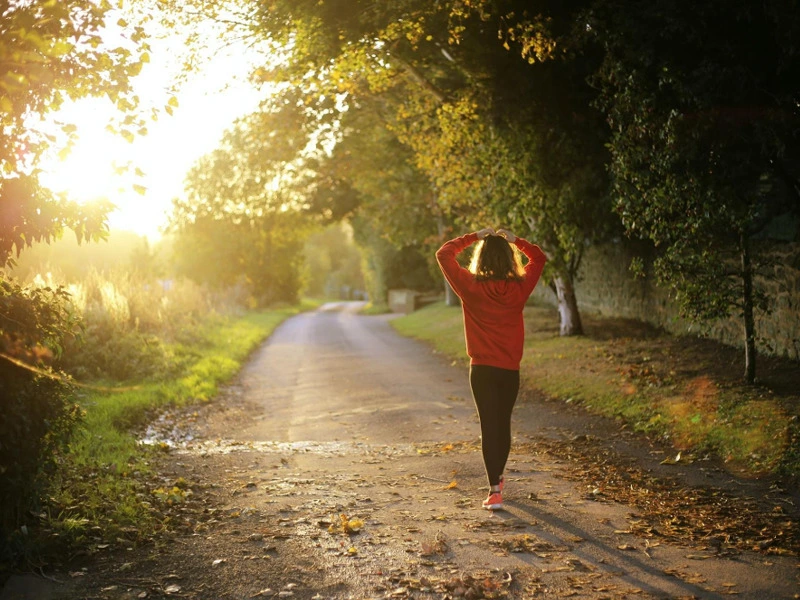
[38,17,266,240]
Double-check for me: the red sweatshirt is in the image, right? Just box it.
[436,233,547,370]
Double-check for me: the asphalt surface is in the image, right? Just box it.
[225,301,473,445]
[4,301,797,599]
[190,301,800,599]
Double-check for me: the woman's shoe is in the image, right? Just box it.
[482,491,503,510]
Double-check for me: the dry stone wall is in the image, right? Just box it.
[532,240,800,360]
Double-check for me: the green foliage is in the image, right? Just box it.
[0,0,150,266]
[57,267,248,381]
[587,0,800,378]
[11,230,160,282]
[352,216,439,304]
[0,366,80,545]
[170,98,314,306]
[305,98,443,302]
[302,223,365,299]
[232,0,617,334]
[0,0,151,557]
[0,278,82,548]
[47,307,303,550]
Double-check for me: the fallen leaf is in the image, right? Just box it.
[617,544,636,551]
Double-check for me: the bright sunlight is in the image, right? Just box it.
[38,22,263,240]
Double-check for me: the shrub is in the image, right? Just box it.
[0,278,82,557]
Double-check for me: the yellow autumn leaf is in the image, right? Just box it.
[345,518,363,532]
[328,513,363,535]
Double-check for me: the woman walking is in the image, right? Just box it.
[436,227,547,510]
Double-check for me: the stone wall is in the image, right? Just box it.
[533,240,800,360]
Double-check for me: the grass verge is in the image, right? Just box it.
[360,302,391,315]
[44,303,311,548]
[392,301,800,479]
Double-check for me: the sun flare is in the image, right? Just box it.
[40,100,135,204]
[37,33,264,240]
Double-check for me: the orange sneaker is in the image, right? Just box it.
[482,491,503,510]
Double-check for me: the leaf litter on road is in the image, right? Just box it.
[521,436,800,555]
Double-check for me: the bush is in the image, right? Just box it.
[53,270,243,382]
[0,366,79,547]
[0,278,82,557]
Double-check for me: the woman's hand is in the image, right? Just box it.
[497,228,516,243]
[476,227,495,239]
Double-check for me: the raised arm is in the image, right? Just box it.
[435,231,486,297]
[514,237,547,296]
[496,228,547,295]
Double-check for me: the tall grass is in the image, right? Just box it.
[28,267,250,380]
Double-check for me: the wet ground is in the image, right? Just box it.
[6,302,799,599]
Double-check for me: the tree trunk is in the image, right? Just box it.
[741,233,756,383]
[553,275,583,336]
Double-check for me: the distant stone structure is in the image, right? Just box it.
[533,240,800,360]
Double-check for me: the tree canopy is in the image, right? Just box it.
[0,0,150,266]
[588,0,800,380]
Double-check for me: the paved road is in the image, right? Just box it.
[21,302,797,600]
[190,302,798,600]
[227,301,473,445]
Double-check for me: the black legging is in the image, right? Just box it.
[469,364,520,487]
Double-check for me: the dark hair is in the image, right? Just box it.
[469,235,525,281]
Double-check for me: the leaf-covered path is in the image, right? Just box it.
[31,303,800,599]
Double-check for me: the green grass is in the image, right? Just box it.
[392,301,798,477]
[360,302,392,315]
[390,301,469,361]
[48,304,311,543]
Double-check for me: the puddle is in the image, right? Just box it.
[139,412,197,448]
[138,407,462,458]
[186,439,421,457]
[140,433,420,458]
